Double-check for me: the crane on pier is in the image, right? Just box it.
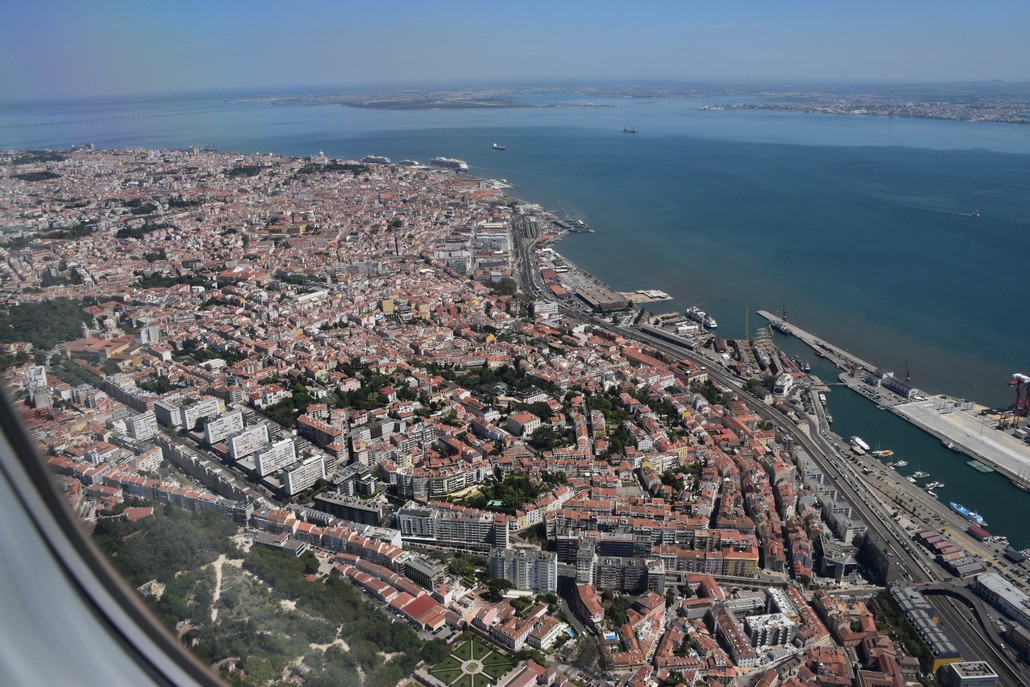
[1008,372,1030,416]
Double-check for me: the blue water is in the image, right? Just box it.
[3,89,1029,543]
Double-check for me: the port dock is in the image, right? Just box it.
[757,310,1030,485]
[620,289,674,304]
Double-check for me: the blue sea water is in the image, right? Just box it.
[3,90,1030,543]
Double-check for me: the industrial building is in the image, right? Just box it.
[939,661,1001,687]
[970,573,1030,629]
[889,585,961,671]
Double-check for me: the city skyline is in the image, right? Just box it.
[3,1,1029,101]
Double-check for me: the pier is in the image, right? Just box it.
[757,310,1030,485]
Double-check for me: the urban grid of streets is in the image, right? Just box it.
[1,146,1028,687]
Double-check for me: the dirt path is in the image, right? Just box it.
[210,554,226,622]
[309,631,350,653]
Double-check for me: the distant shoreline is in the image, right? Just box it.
[222,83,1030,124]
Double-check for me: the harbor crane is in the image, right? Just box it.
[1009,372,1030,416]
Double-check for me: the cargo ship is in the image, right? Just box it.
[950,502,988,527]
[430,157,469,172]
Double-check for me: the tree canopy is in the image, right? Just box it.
[0,297,91,349]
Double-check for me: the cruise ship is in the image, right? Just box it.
[685,306,718,329]
[950,502,988,527]
[361,155,391,164]
[430,157,469,172]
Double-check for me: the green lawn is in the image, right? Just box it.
[453,639,474,661]
[435,654,463,673]
[431,668,462,685]
[428,638,514,687]
[482,652,512,667]
[481,657,512,680]
[470,639,492,660]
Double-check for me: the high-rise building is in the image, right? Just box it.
[254,438,297,477]
[283,455,325,496]
[228,424,270,461]
[126,411,159,442]
[488,548,558,594]
[203,409,244,446]
[397,501,510,551]
[181,396,223,431]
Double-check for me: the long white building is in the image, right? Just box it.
[254,438,297,477]
[228,424,269,461]
[283,455,326,496]
[971,573,1030,629]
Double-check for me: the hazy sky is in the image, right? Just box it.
[3,1,1028,100]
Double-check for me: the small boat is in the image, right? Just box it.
[492,143,506,151]
[849,436,871,452]
[825,414,833,424]
[876,404,887,411]
[893,460,908,467]
[870,449,894,458]
[1012,470,1030,492]
[622,127,638,134]
[942,440,957,450]
[912,471,929,479]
